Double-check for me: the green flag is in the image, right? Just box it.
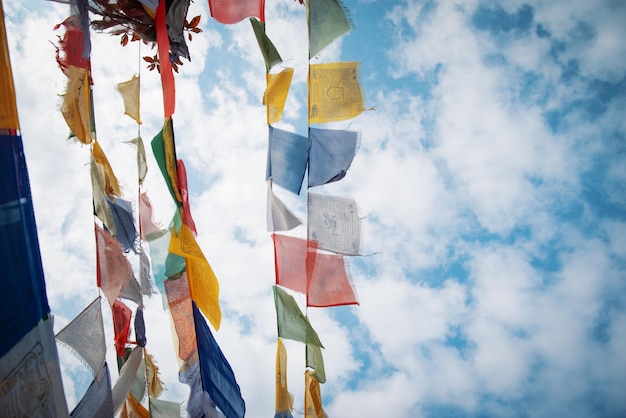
[308,0,352,58]
[273,286,324,348]
[250,17,282,72]
[306,343,326,384]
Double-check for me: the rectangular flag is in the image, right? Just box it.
[264,68,294,125]
[273,286,323,348]
[307,193,361,255]
[266,126,309,195]
[308,127,358,187]
[275,339,294,418]
[209,0,265,24]
[309,62,363,124]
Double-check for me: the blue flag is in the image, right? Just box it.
[308,127,358,187]
[266,126,309,195]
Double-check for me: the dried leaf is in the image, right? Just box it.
[191,27,202,33]
[189,15,201,28]
[188,33,192,41]
[121,33,129,46]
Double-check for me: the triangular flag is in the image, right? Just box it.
[56,297,107,378]
[209,0,264,24]
[264,68,294,125]
[275,339,294,418]
[267,181,301,232]
[309,62,363,124]
[193,302,246,418]
[307,192,361,255]
[117,75,142,124]
[266,126,309,195]
[273,286,323,348]
[144,351,164,398]
[250,17,282,72]
[307,253,358,307]
[308,0,352,58]
[308,127,358,187]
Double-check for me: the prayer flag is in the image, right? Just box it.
[272,234,317,294]
[308,0,352,58]
[306,344,325,384]
[307,253,358,307]
[275,339,294,418]
[273,286,323,348]
[156,0,175,117]
[117,75,142,124]
[112,300,132,357]
[61,66,92,144]
[70,363,113,418]
[193,302,246,418]
[55,297,106,378]
[138,192,163,241]
[266,126,309,195]
[209,0,264,24]
[179,358,227,418]
[151,118,183,205]
[177,159,198,235]
[264,68,294,125]
[0,318,69,417]
[120,275,142,306]
[164,273,197,361]
[144,351,164,398]
[307,192,361,255]
[267,181,302,232]
[304,371,326,418]
[0,3,18,130]
[149,397,182,418]
[135,307,146,346]
[309,62,363,124]
[250,17,282,72]
[169,224,221,331]
[308,127,358,187]
[93,141,122,198]
[112,346,143,414]
[106,197,138,253]
[91,157,116,235]
[96,224,134,305]
[130,356,146,403]
[121,395,149,418]
[139,248,156,296]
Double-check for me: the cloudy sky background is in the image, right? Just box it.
[4,0,626,416]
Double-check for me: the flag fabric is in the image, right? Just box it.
[60,66,92,144]
[275,338,294,418]
[112,300,132,357]
[0,318,69,417]
[92,141,122,198]
[308,127,358,187]
[266,126,309,195]
[138,192,163,241]
[272,234,317,294]
[155,0,175,117]
[209,0,264,24]
[304,370,326,418]
[55,297,106,378]
[177,159,198,235]
[139,248,156,296]
[164,273,197,361]
[146,229,186,298]
[151,118,183,205]
[309,62,363,124]
[106,197,138,253]
[267,181,302,232]
[144,350,164,398]
[169,224,221,330]
[193,302,246,418]
[91,157,116,235]
[130,356,146,405]
[273,285,323,348]
[179,358,227,418]
[120,275,142,307]
[70,363,113,418]
[95,224,134,305]
[307,252,358,307]
[264,68,294,125]
[307,0,352,58]
[306,344,326,384]
[250,17,282,72]
[124,136,148,185]
[134,307,147,347]
[307,192,361,255]
[149,397,181,418]
[0,3,19,130]
[112,346,143,414]
[117,75,142,124]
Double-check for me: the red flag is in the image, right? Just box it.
[209,0,265,24]
[155,0,175,117]
[112,300,132,356]
[273,234,317,294]
[307,253,359,307]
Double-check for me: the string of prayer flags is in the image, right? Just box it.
[309,62,363,124]
[95,224,134,305]
[106,197,139,253]
[306,343,326,384]
[112,300,132,357]
[308,127,359,187]
[273,285,324,348]
[304,370,327,418]
[193,302,246,418]
[169,223,222,331]
[307,192,361,255]
[151,118,183,205]
[307,0,353,58]
[164,273,198,361]
[149,397,182,418]
[155,0,175,117]
[55,297,107,377]
[264,68,294,125]
[275,339,294,418]
[117,75,142,124]
[70,363,113,418]
[307,252,358,307]
[266,126,309,195]
[250,17,282,72]
[209,0,264,24]
[267,180,302,232]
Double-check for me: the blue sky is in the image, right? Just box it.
[4,0,626,416]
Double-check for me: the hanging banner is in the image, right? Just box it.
[60,66,92,144]
[308,127,358,187]
[308,62,363,124]
[155,0,175,117]
[306,343,325,384]
[208,0,264,24]
[307,192,361,255]
[266,126,309,195]
[112,300,132,357]
[307,0,352,58]
[151,118,183,205]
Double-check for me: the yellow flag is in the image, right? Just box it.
[92,141,121,198]
[275,339,294,415]
[264,68,294,125]
[304,370,326,418]
[117,75,142,124]
[144,351,164,398]
[169,224,221,330]
[309,62,363,124]
[61,66,93,144]
[0,1,19,130]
